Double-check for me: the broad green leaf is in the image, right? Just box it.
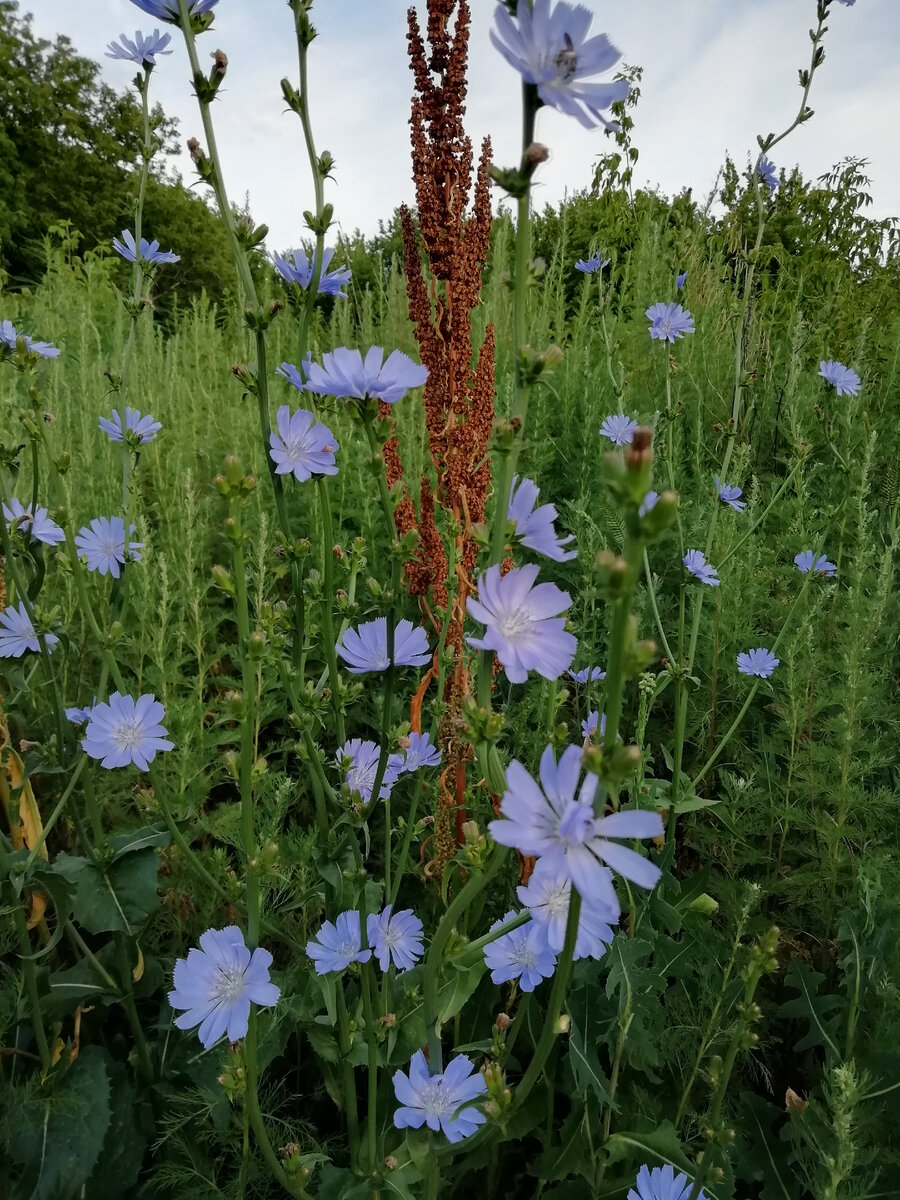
[777,959,841,1056]
[108,825,170,861]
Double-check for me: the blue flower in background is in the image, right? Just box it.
[628,1163,708,1200]
[683,549,720,587]
[339,739,404,804]
[818,359,860,396]
[82,692,172,769]
[575,251,611,273]
[105,29,173,66]
[794,549,837,577]
[639,490,659,518]
[676,271,687,290]
[269,406,338,481]
[274,247,351,298]
[581,710,607,739]
[467,563,576,684]
[490,0,629,130]
[74,516,143,578]
[758,155,779,194]
[336,617,430,674]
[399,731,442,773]
[65,703,96,725]
[508,476,576,562]
[836,0,856,5]
[393,1050,487,1143]
[168,926,279,1049]
[306,910,372,975]
[0,319,60,359]
[568,666,605,684]
[129,0,218,22]
[367,905,424,972]
[0,603,58,658]
[716,477,746,512]
[3,498,65,546]
[276,357,312,392]
[303,346,428,406]
[517,859,616,960]
[484,910,557,991]
[113,229,179,266]
[99,407,162,444]
[646,301,695,342]
[737,647,779,678]
[599,413,638,446]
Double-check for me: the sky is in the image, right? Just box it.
[24,0,900,253]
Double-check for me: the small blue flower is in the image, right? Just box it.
[367,905,424,972]
[306,910,372,975]
[274,247,351,297]
[508,476,576,562]
[99,407,162,444]
[339,739,404,804]
[65,703,96,725]
[82,692,172,769]
[646,301,694,342]
[628,1163,708,1200]
[575,251,611,273]
[676,271,687,290]
[269,406,338,481]
[599,414,638,446]
[128,0,218,22]
[683,549,719,587]
[113,229,179,266]
[715,477,746,513]
[393,1050,487,1143]
[835,0,855,5]
[3,498,64,546]
[336,617,430,674]
[276,357,313,392]
[639,490,659,518]
[794,550,837,577]
[467,564,576,684]
[737,647,779,678]
[518,859,615,960]
[169,926,279,1049]
[818,359,860,397]
[303,346,428,406]
[105,29,173,66]
[0,603,58,658]
[399,731,442,773]
[74,517,143,578]
[568,666,605,684]
[0,319,60,359]
[581,710,607,739]
[758,155,779,195]
[483,911,557,992]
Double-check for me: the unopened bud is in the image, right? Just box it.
[380,1012,396,1028]
[384,1156,399,1171]
[523,142,550,167]
[555,1014,570,1035]
[211,48,228,78]
[495,1012,512,1032]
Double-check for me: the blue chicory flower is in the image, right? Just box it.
[467,563,576,684]
[794,550,837,577]
[581,710,607,739]
[128,0,218,22]
[336,617,430,674]
[599,413,639,446]
[0,602,58,658]
[74,516,143,578]
[646,301,695,342]
[517,858,615,960]
[274,247,351,298]
[489,743,663,918]
[65,703,96,725]
[639,490,659,517]
[715,476,746,512]
[399,731,442,773]
[269,405,338,481]
[490,0,629,130]
[628,1163,708,1200]
[575,251,611,273]
[676,271,687,290]
[484,910,557,991]
[82,692,173,769]
[339,739,404,804]
[367,905,424,972]
[303,346,428,406]
[568,666,605,684]
[3,498,64,546]
[307,910,372,975]
[737,647,779,678]
[393,1050,487,1143]
[508,476,576,562]
[683,549,719,587]
[0,319,60,359]
[818,359,860,396]
[105,29,173,66]
[276,356,313,392]
[168,926,279,1049]
[99,407,162,444]
[758,155,779,195]
[112,229,179,266]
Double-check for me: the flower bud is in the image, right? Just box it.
[495,1012,512,1032]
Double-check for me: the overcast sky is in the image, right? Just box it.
[25,0,900,251]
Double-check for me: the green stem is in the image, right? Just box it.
[335,981,361,1168]
[230,496,259,948]
[114,933,153,1082]
[245,1005,302,1197]
[2,858,50,1072]
[316,479,344,742]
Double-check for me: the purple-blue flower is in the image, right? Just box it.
[758,155,779,195]
[484,910,557,992]
[517,859,615,960]
[676,271,687,290]
[508,476,576,562]
[65,703,96,725]
[168,926,279,1049]
[737,647,779,678]
[99,407,162,444]
[0,603,58,658]
[575,251,611,273]
[367,905,424,972]
[646,301,695,342]
[835,0,855,5]
[74,516,143,578]
[581,710,607,739]
[306,910,371,975]
[599,414,638,446]
[128,0,218,22]
[715,477,746,513]
[276,357,312,392]
[568,666,605,684]
[393,1050,487,1143]
[303,346,428,406]
[639,490,659,518]
[683,549,719,587]
[467,563,576,684]
[818,360,860,397]
[3,498,64,546]
[489,743,663,917]
[269,406,338,481]
[105,29,173,66]
[336,617,430,674]
[82,692,172,770]
[274,247,351,298]
[628,1163,708,1200]
[794,550,837,577]
[490,0,629,130]
[339,739,404,804]
[399,731,442,773]
[0,319,60,359]
[113,229,179,266]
